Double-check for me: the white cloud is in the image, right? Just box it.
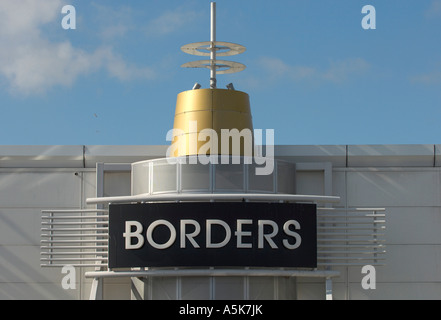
[92,3,134,40]
[258,57,316,81]
[97,47,156,81]
[145,7,200,37]
[425,0,441,18]
[1,41,93,93]
[0,0,61,37]
[0,0,156,95]
[409,69,441,84]
[256,56,370,85]
[322,58,370,83]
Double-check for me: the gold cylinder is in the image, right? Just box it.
[170,88,253,157]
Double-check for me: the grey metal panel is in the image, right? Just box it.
[214,163,244,191]
[0,171,80,208]
[0,245,63,283]
[180,162,211,192]
[296,170,323,195]
[348,244,441,283]
[149,277,178,300]
[0,282,78,300]
[151,159,178,194]
[131,162,149,195]
[347,169,441,207]
[0,145,84,168]
[83,171,99,203]
[348,145,435,167]
[275,277,297,300]
[248,163,274,193]
[180,277,211,299]
[213,277,245,300]
[348,282,441,300]
[248,277,275,299]
[274,145,346,167]
[103,281,131,300]
[296,282,331,300]
[435,145,441,167]
[383,207,441,245]
[332,171,346,207]
[0,208,42,245]
[277,161,296,194]
[104,172,131,197]
[84,145,168,168]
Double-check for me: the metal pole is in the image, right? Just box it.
[210,2,216,89]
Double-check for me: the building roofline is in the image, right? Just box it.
[0,144,439,168]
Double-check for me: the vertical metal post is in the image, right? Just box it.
[92,163,105,299]
[210,2,217,89]
[49,211,53,266]
[325,277,333,300]
[89,277,103,300]
[373,209,378,264]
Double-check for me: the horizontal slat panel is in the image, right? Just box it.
[41,209,109,268]
[317,262,385,266]
[318,244,385,248]
[318,238,385,242]
[41,252,108,256]
[41,257,108,262]
[318,250,385,254]
[42,222,109,226]
[317,257,385,261]
[42,209,109,213]
[41,239,108,243]
[41,245,107,249]
[42,215,109,220]
[316,207,386,267]
[41,264,108,268]
[41,227,108,232]
[317,220,386,224]
[41,233,108,237]
[318,233,385,236]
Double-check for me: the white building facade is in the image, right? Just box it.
[0,144,440,299]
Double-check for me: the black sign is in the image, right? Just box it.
[108,202,316,268]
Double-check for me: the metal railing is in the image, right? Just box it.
[40,209,109,268]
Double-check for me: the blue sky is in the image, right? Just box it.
[1,0,440,145]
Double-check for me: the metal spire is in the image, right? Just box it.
[181,2,246,89]
[210,1,216,89]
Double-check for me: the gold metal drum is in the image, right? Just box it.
[170,88,253,157]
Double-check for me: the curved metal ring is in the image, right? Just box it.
[181,41,246,57]
[181,60,246,74]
